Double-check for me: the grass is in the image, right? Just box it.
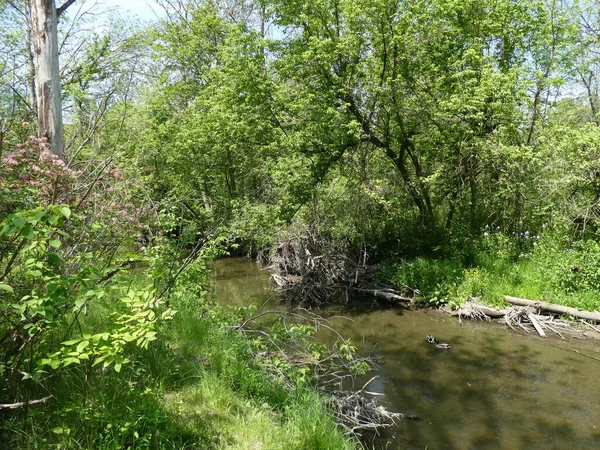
[1,274,355,450]
[382,233,600,313]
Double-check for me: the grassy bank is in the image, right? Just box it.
[1,268,354,450]
[381,228,600,313]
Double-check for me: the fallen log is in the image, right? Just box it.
[504,296,600,322]
[452,301,507,319]
[479,305,507,318]
[349,287,412,303]
[527,313,547,338]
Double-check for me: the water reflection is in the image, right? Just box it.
[211,258,600,449]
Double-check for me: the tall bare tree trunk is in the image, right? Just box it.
[30,0,64,159]
[25,6,37,117]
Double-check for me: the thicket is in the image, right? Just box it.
[106,0,600,312]
[3,0,600,445]
[0,137,355,448]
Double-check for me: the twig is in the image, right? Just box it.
[0,395,53,410]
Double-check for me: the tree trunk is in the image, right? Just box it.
[25,7,38,117]
[30,0,64,159]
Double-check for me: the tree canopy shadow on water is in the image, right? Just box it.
[327,308,600,450]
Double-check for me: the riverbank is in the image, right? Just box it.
[379,231,600,316]
[211,258,600,449]
[1,266,354,449]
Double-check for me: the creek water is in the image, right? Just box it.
[210,257,600,450]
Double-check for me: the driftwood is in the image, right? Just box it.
[452,299,506,321]
[329,376,418,437]
[349,287,412,304]
[504,296,600,322]
[450,299,589,338]
[527,313,547,338]
[478,305,507,318]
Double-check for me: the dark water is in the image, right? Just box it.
[211,258,600,450]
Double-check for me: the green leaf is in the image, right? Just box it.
[13,217,27,228]
[75,297,87,309]
[50,360,61,370]
[63,357,80,366]
[48,239,61,248]
[56,206,71,219]
[30,210,47,221]
[0,283,14,294]
[47,252,62,266]
[46,215,59,225]
[20,224,34,238]
[114,363,122,373]
[76,340,89,353]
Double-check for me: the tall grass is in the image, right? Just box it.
[2,270,354,450]
[382,230,600,312]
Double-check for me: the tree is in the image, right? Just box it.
[29,0,75,159]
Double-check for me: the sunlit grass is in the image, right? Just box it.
[2,276,354,449]
[384,239,600,313]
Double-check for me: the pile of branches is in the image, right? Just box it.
[503,306,574,338]
[329,377,419,437]
[452,297,597,339]
[268,225,374,306]
[452,298,507,322]
[234,308,413,439]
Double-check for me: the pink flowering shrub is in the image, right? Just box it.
[0,137,78,217]
[0,137,156,251]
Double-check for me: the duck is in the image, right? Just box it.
[426,334,451,349]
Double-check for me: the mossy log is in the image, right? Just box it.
[504,296,600,322]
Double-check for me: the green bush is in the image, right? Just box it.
[380,257,462,305]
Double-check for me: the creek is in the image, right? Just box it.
[210,257,600,449]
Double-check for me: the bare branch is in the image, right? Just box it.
[0,395,53,410]
[5,0,27,19]
[57,0,77,17]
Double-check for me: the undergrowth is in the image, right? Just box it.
[381,226,600,312]
[1,265,354,450]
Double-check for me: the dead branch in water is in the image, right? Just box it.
[349,287,412,304]
[527,313,547,337]
[330,376,418,437]
[453,298,505,321]
[452,299,587,339]
[234,308,414,437]
[503,306,577,339]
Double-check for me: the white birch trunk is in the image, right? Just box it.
[30,0,64,159]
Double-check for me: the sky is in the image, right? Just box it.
[66,0,166,23]
[97,0,164,21]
